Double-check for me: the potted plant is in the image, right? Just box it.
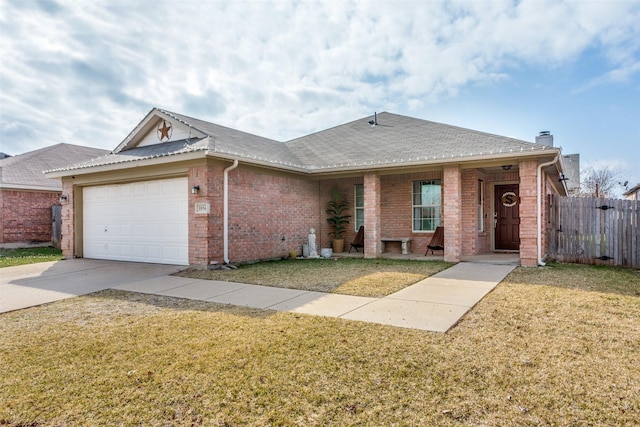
[326,188,351,253]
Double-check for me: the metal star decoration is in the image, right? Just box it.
[157,120,172,142]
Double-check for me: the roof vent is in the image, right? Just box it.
[535,131,553,147]
[368,112,378,127]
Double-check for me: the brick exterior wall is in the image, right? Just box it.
[443,166,462,262]
[60,179,75,259]
[0,189,60,244]
[58,158,558,267]
[223,166,321,264]
[188,164,222,265]
[378,171,442,254]
[519,160,538,266]
[317,177,363,253]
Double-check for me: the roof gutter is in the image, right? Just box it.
[306,148,559,175]
[223,159,239,264]
[44,150,206,178]
[537,154,559,266]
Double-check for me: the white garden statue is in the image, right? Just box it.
[308,228,319,258]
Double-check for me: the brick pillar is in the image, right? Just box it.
[363,173,381,258]
[60,178,75,259]
[188,165,211,266]
[461,169,478,255]
[443,166,462,262]
[207,165,224,264]
[519,160,538,267]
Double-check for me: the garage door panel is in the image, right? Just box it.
[83,177,188,265]
[147,245,163,260]
[161,200,179,216]
[132,182,146,196]
[133,224,146,237]
[147,224,162,237]
[132,203,147,216]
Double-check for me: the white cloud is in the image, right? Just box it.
[0,0,638,158]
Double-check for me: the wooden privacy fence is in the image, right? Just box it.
[547,195,640,268]
[52,205,62,250]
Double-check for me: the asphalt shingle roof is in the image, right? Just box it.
[46,109,558,176]
[50,137,212,172]
[0,143,109,189]
[160,110,306,168]
[285,112,554,170]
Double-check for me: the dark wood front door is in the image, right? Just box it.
[495,184,520,251]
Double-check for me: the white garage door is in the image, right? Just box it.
[83,177,189,265]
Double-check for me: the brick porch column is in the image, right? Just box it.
[443,166,462,262]
[60,178,75,259]
[519,160,538,267]
[363,173,381,258]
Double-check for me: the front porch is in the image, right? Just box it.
[320,160,539,267]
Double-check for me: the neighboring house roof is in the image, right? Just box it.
[623,183,640,199]
[46,108,561,177]
[0,143,109,191]
[561,153,580,194]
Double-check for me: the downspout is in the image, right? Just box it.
[223,159,239,264]
[537,154,559,266]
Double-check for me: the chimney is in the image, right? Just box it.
[536,131,553,147]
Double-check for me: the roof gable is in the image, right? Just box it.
[75,108,306,172]
[114,109,208,153]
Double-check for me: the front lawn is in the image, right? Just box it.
[177,258,454,297]
[0,247,63,268]
[1,263,638,425]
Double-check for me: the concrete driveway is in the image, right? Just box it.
[0,259,183,313]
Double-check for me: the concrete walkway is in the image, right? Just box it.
[114,262,515,332]
[2,260,515,332]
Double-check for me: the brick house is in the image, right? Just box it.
[0,143,109,247]
[46,108,571,267]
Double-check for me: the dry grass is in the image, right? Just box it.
[176,258,453,297]
[1,263,639,426]
[506,261,640,296]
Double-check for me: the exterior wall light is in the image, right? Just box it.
[59,195,68,203]
[191,185,200,194]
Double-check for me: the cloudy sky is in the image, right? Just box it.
[1,0,639,190]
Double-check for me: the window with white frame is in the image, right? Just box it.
[478,179,484,232]
[412,180,441,232]
[354,184,364,230]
